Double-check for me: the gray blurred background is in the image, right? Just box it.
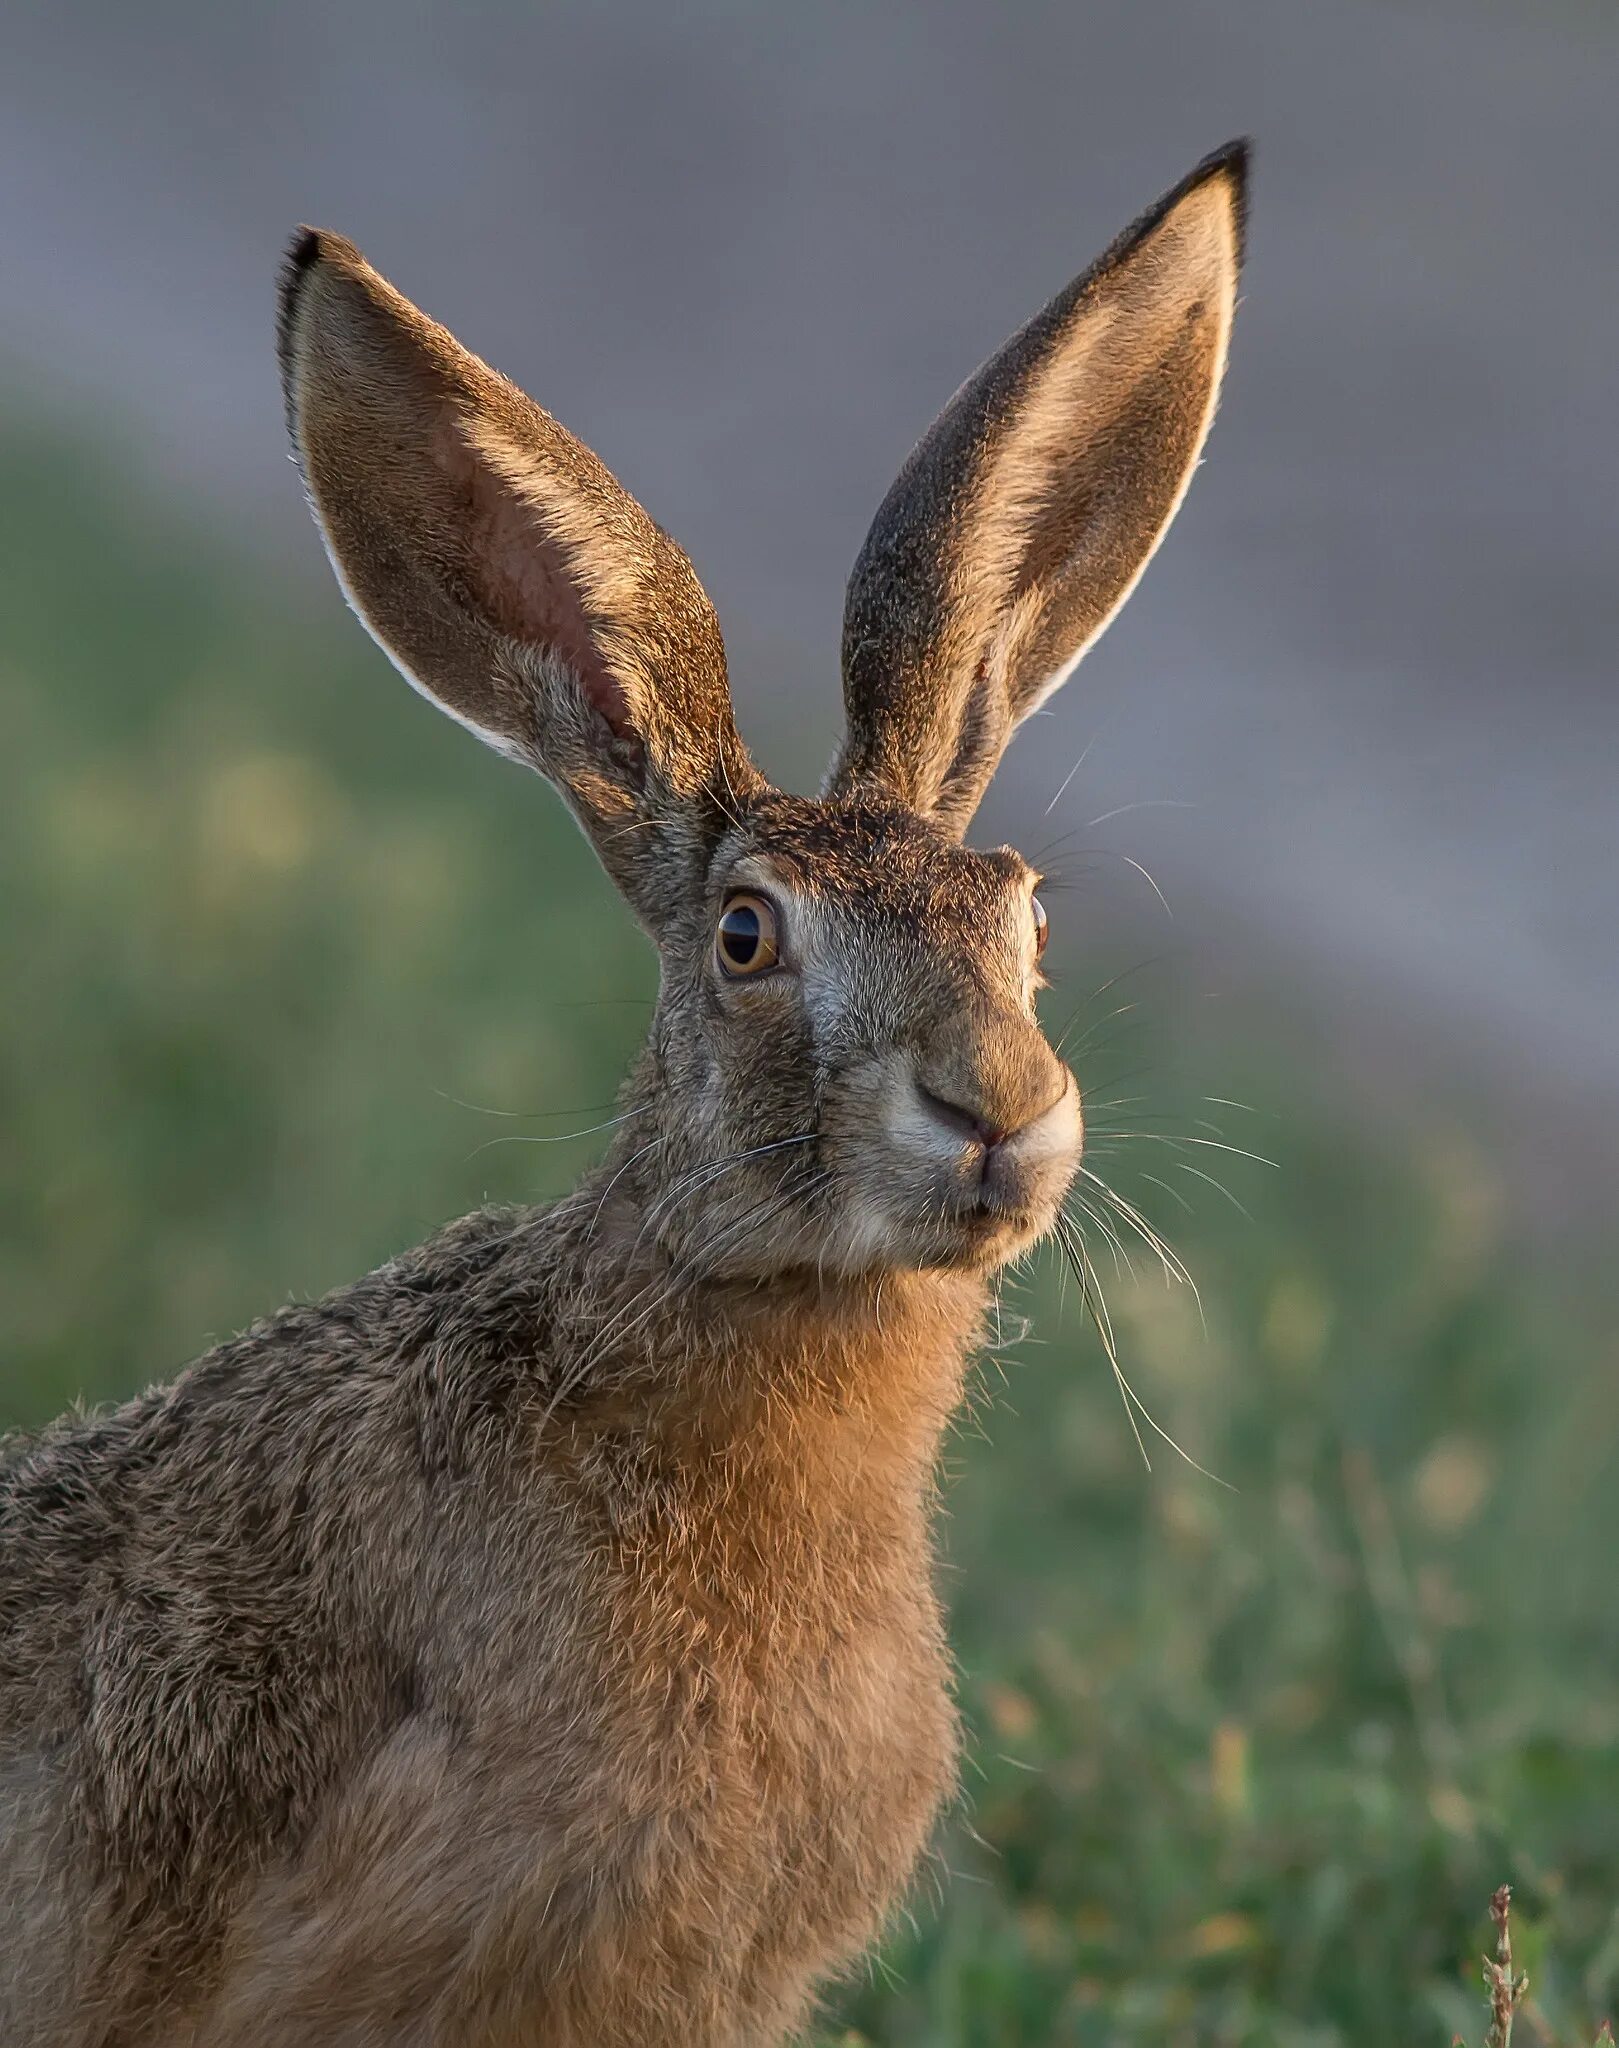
[4,0,1615,1200]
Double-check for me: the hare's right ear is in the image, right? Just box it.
[277,230,761,932]
[830,143,1247,837]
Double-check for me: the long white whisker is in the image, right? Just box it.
[1084,798,1195,829]
[1099,1131,1279,1170]
[1044,729,1100,814]
[1077,1167,1196,1290]
[1174,1159,1255,1221]
[1114,852,1173,919]
[583,1135,664,1236]
[434,1090,618,1121]
[467,1109,639,1159]
[1075,1165,1207,1336]
[634,1135,818,1251]
[1059,1215,1233,1490]
[1068,1193,1133,1279]
[1136,1170,1195,1217]
[1057,1000,1138,1059]
[542,1171,809,1426]
[1055,1215,1149,1473]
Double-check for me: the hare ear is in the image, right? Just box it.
[277,229,762,931]
[829,141,1247,837]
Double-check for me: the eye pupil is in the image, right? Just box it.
[720,904,760,965]
[1032,894,1049,958]
[715,892,779,976]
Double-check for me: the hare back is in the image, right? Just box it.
[0,1203,966,2043]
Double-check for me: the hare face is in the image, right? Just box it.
[645,793,1081,1279]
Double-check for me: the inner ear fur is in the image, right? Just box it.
[277,228,761,922]
[830,140,1248,837]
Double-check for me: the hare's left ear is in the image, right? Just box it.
[829,141,1247,836]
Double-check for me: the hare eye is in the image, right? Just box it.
[716,892,780,977]
[1031,894,1049,959]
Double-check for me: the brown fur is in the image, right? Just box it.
[1,144,1246,2045]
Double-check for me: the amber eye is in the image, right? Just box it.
[715,891,780,977]
[1031,894,1049,960]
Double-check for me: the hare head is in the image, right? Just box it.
[277,144,1244,1289]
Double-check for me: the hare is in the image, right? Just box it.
[0,142,1245,2045]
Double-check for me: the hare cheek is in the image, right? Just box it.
[817,1058,957,1258]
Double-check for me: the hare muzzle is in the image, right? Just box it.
[885,1020,1083,1267]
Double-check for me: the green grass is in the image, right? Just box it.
[3,414,1617,2045]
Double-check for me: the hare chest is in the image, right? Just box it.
[198,1555,955,2048]
[403,1463,954,2044]
[541,1509,960,2038]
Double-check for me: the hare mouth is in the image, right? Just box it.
[926,1182,1064,1266]
[920,1210,1051,1276]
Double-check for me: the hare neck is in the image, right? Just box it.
[554,1146,992,1484]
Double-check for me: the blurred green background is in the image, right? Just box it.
[3,415,1616,2045]
[4,3,1619,2041]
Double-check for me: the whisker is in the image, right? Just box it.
[1034,844,1175,915]
[594,815,661,846]
[1074,1167,1207,1336]
[713,730,749,830]
[1054,1215,1150,1473]
[1097,1131,1279,1170]
[1058,1215,1233,1490]
[1057,1001,1138,1060]
[635,1134,819,1249]
[1136,1170,1195,1217]
[544,1168,809,1423]
[1045,954,1163,1041]
[1174,1159,1255,1221]
[1077,1167,1199,1296]
[1043,730,1101,815]
[583,1135,665,1235]
[1084,798,1195,829]
[1068,1192,1133,1279]
[1114,852,1173,919]
[466,1109,639,1160]
[434,1090,618,1121]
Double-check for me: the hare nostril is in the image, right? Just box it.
[915,1083,1005,1152]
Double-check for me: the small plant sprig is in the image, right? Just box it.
[1458,1884,1613,2048]
[1482,1885,1526,2048]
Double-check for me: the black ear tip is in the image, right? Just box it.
[1192,136,1252,264]
[285,223,324,272]
[1098,139,1253,285]
[1177,138,1252,217]
[278,225,332,310]
[1201,136,1252,183]
[277,226,324,369]
[276,226,365,383]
